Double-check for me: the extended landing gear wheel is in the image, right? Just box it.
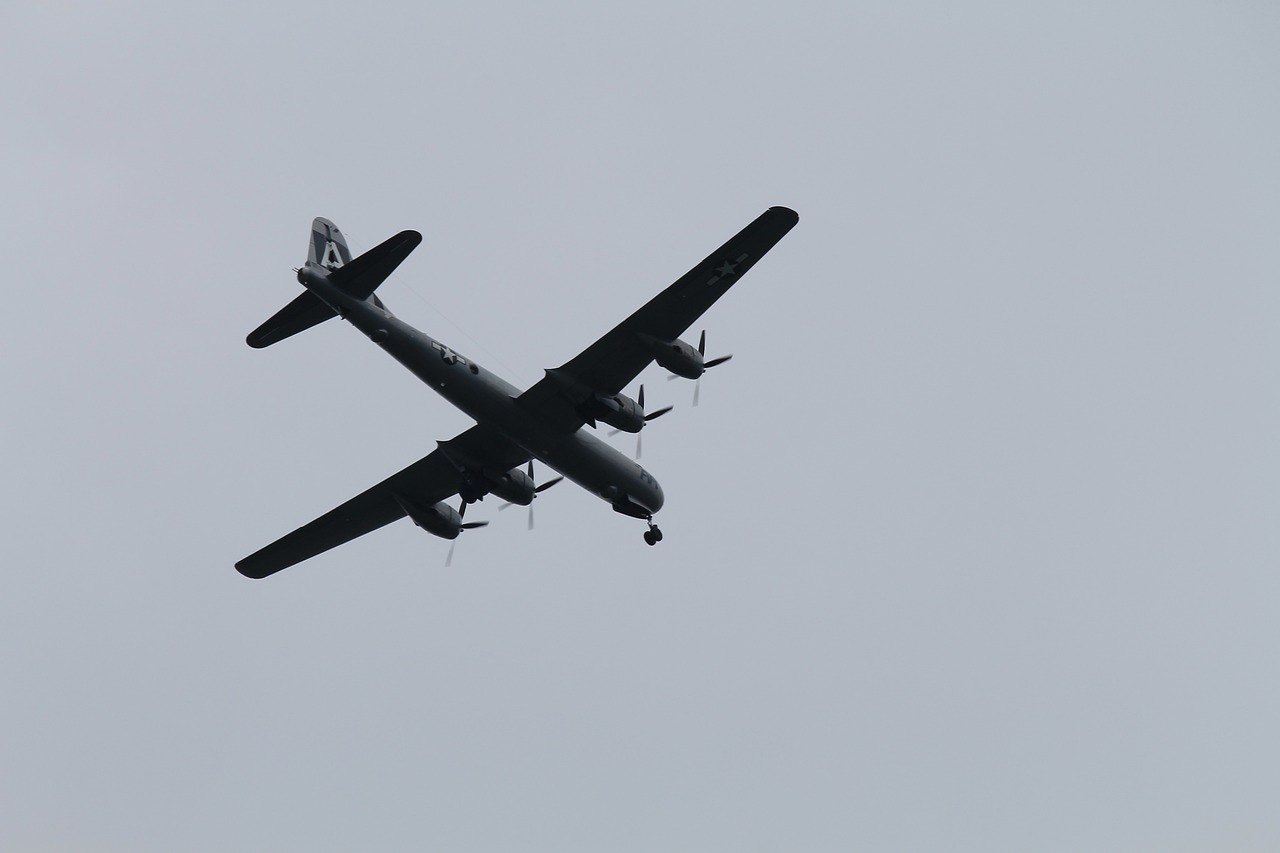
[643,520,663,546]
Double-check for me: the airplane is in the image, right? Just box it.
[235,206,799,578]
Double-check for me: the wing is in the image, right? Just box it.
[517,206,798,428]
[235,424,529,578]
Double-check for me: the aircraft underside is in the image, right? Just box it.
[236,207,797,577]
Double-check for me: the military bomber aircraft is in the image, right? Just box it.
[236,207,798,578]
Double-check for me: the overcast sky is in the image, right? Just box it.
[3,2,1278,851]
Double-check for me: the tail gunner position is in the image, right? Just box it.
[236,208,798,578]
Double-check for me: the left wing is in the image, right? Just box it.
[235,424,529,578]
[517,206,798,428]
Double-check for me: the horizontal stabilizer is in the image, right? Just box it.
[330,230,422,299]
[246,291,337,348]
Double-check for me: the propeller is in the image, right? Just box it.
[668,331,732,406]
[696,329,733,407]
[608,384,672,459]
[639,383,674,423]
[498,462,562,530]
[698,329,734,370]
[445,500,489,567]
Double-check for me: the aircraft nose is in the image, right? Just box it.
[648,477,665,513]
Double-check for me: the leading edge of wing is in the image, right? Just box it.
[234,456,442,579]
[518,206,798,421]
[555,206,795,390]
[235,425,528,578]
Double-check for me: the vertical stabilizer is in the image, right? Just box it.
[308,218,353,270]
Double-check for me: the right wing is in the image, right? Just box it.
[235,424,529,578]
[517,206,798,429]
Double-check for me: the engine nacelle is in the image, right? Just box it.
[395,495,466,539]
[641,334,704,379]
[489,465,537,506]
[584,391,645,434]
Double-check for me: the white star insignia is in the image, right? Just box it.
[715,261,738,276]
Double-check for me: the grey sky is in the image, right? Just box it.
[3,2,1278,851]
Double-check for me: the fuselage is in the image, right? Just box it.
[298,267,664,518]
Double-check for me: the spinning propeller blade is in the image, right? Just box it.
[536,476,564,493]
[498,462,561,529]
[446,500,488,566]
[668,331,731,406]
[694,330,732,407]
[607,384,673,458]
[637,384,672,458]
[457,499,489,529]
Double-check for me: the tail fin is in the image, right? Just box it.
[308,217,353,270]
[246,219,421,349]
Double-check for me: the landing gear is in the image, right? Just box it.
[643,518,663,546]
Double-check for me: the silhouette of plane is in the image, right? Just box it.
[236,207,798,577]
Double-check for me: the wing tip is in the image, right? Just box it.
[234,556,276,579]
[767,205,799,224]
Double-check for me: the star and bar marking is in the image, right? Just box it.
[432,341,467,366]
[705,252,750,287]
